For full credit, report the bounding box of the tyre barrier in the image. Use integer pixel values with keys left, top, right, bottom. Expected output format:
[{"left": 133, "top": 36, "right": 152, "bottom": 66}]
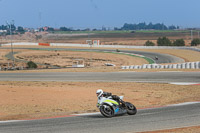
[{"left": 121, "top": 61, "right": 200, "bottom": 69}]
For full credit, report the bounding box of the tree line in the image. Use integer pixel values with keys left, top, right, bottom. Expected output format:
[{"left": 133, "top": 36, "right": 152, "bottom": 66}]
[
  {"left": 0, "top": 24, "right": 25, "bottom": 34},
  {"left": 0, "top": 22, "right": 179, "bottom": 33},
  {"left": 145, "top": 37, "right": 200, "bottom": 46},
  {"left": 120, "top": 22, "right": 179, "bottom": 30}
]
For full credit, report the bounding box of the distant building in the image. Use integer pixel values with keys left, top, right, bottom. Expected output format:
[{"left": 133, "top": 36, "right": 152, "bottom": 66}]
[{"left": 43, "top": 26, "right": 49, "bottom": 31}]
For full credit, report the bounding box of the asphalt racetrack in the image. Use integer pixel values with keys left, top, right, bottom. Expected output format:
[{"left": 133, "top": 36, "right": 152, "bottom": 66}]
[
  {"left": 1, "top": 47, "right": 185, "bottom": 64},
  {"left": 0, "top": 71, "right": 199, "bottom": 83},
  {"left": 0, "top": 48, "right": 199, "bottom": 132},
  {"left": 0, "top": 102, "right": 200, "bottom": 133}
]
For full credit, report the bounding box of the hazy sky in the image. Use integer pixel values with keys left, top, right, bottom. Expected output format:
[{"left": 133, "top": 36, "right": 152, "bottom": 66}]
[{"left": 0, "top": 0, "right": 200, "bottom": 28}]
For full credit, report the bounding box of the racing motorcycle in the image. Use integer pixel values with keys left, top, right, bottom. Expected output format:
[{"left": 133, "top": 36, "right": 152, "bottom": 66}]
[{"left": 97, "top": 96, "right": 137, "bottom": 118}]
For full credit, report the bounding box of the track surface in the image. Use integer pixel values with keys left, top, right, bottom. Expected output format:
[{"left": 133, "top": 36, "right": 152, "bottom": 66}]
[
  {"left": 0, "top": 103, "right": 200, "bottom": 133},
  {"left": 0, "top": 48, "right": 199, "bottom": 132},
  {"left": 60, "top": 48, "right": 184, "bottom": 64},
  {"left": 0, "top": 71, "right": 199, "bottom": 83},
  {"left": 39, "top": 48, "right": 185, "bottom": 64},
  {"left": 1, "top": 47, "right": 185, "bottom": 64}
]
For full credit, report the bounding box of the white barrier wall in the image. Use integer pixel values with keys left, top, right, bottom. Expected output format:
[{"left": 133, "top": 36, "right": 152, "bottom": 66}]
[
  {"left": 1, "top": 42, "right": 200, "bottom": 52},
  {"left": 121, "top": 62, "right": 200, "bottom": 69},
  {"left": 2, "top": 42, "right": 38, "bottom": 46}
]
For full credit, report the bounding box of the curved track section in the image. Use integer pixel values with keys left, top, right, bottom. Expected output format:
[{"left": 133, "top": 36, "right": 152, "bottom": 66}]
[
  {"left": 0, "top": 47, "right": 185, "bottom": 64},
  {"left": 58, "top": 48, "right": 184, "bottom": 64},
  {"left": 41, "top": 48, "right": 185, "bottom": 64},
  {"left": 90, "top": 49, "right": 184, "bottom": 64},
  {"left": 124, "top": 50, "right": 185, "bottom": 64},
  {"left": 0, "top": 103, "right": 200, "bottom": 133}
]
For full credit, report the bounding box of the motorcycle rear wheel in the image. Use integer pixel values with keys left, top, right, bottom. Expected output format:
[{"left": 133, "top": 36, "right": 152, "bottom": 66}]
[
  {"left": 125, "top": 102, "right": 137, "bottom": 115},
  {"left": 100, "top": 104, "right": 114, "bottom": 118}
]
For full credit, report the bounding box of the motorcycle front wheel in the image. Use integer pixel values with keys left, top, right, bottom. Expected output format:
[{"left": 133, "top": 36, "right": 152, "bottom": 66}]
[
  {"left": 125, "top": 102, "right": 137, "bottom": 115},
  {"left": 100, "top": 104, "right": 114, "bottom": 118}
]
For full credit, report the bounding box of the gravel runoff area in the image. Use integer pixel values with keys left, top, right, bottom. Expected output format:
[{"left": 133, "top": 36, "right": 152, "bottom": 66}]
[
  {"left": 0, "top": 48, "right": 149, "bottom": 69},
  {"left": 0, "top": 81, "right": 200, "bottom": 121},
  {"left": 0, "top": 46, "right": 200, "bottom": 72}
]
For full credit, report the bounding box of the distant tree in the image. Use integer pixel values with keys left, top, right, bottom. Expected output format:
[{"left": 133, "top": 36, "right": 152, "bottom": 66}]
[
  {"left": 153, "top": 23, "right": 168, "bottom": 30},
  {"left": 169, "top": 25, "right": 177, "bottom": 30},
  {"left": 147, "top": 22, "right": 153, "bottom": 29},
  {"left": 10, "top": 24, "right": 16, "bottom": 32},
  {"left": 39, "top": 28, "right": 44, "bottom": 32},
  {"left": 47, "top": 27, "right": 54, "bottom": 31},
  {"left": 145, "top": 40, "right": 155, "bottom": 46},
  {"left": 157, "top": 37, "right": 172, "bottom": 46},
  {"left": 17, "top": 26, "right": 25, "bottom": 34},
  {"left": 0, "top": 25, "right": 7, "bottom": 30},
  {"left": 5, "top": 24, "right": 16, "bottom": 35},
  {"left": 114, "top": 27, "right": 121, "bottom": 30},
  {"left": 60, "top": 27, "right": 72, "bottom": 31},
  {"left": 191, "top": 38, "right": 200, "bottom": 46},
  {"left": 83, "top": 28, "right": 90, "bottom": 31},
  {"left": 173, "top": 39, "right": 185, "bottom": 46},
  {"left": 102, "top": 26, "right": 107, "bottom": 31},
  {"left": 121, "top": 22, "right": 178, "bottom": 31}
]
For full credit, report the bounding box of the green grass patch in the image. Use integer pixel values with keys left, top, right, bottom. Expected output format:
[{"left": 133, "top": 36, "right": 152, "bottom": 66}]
[
  {"left": 50, "top": 30, "right": 200, "bottom": 34},
  {"left": 102, "top": 51, "right": 155, "bottom": 64},
  {"left": 134, "top": 30, "right": 191, "bottom": 33},
  {"left": 52, "top": 30, "right": 131, "bottom": 34},
  {"left": 142, "top": 57, "right": 155, "bottom": 64}
]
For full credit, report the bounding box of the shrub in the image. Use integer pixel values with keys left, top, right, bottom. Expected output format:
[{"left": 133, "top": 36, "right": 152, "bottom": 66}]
[
  {"left": 27, "top": 61, "right": 37, "bottom": 69},
  {"left": 145, "top": 40, "right": 155, "bottom": 46},
  {"left": 173, "top": 39, "right": 185, "bottom": 46},
  {"left": 116, "top": 49, "right": 120, "bottom": 52},
  {"left": 157, "top": 37, "right": 172, "bottom": 46},
  {"left": 191, "top": 38, "right": 200, "bottom": 46}
]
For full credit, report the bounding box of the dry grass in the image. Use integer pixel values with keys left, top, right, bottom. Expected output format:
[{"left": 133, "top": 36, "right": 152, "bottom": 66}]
[
  {"left": 0, "top": 81, "right": 200, "bottom": 120},
  {"left": 139, "top": 126, "right": 200, "bottom": 133},
  {"left": 15, "top": 50, "right": 148, "bottom": 68},
  {"left": 1, "top": 47, "right": 200, "bottom": 72}
]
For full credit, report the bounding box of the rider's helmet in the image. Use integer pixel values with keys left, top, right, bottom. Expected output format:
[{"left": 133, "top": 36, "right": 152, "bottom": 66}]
[{"left": 96, "top": 89, "right": 103, "bottom": 98}]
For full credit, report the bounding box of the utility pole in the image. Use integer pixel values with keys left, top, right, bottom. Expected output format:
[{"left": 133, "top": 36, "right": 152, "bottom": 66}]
[
  {"left": 39, "top": 10, "right": 42, "bottom": 31},
  {"left": 6, "top": 20, "right": 15, "bottom": 67},
  {"left": 191, "top": 30, "right": 193, "bottom": 40}
]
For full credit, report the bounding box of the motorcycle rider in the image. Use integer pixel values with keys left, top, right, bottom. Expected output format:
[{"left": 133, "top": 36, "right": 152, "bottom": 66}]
[
  {"left": 155, "top": 56, "right": 158, "bottom": 60},
  {"left": 96, "top": 89, "right": 124, "bottom": 106}
]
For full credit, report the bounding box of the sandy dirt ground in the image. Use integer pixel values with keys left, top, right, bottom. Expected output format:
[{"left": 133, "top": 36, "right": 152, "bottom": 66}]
[
  {"left": 15, "top": 50, "right": 148, "bottom": 68},
  {"left": 0, "top": 48, "right": 149, "bottom": 69},
  {"left": 0, "top": 46, "right": 200, "bottom": 70},
  {"left": 139, "top": 126, "right": 200, "bottom": 133},
  {"left": 0, "top": 81, "right": 200, "bottom": 121},
  {"left": 0, "top": 46, "right": 200, "bottom": 132}
]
